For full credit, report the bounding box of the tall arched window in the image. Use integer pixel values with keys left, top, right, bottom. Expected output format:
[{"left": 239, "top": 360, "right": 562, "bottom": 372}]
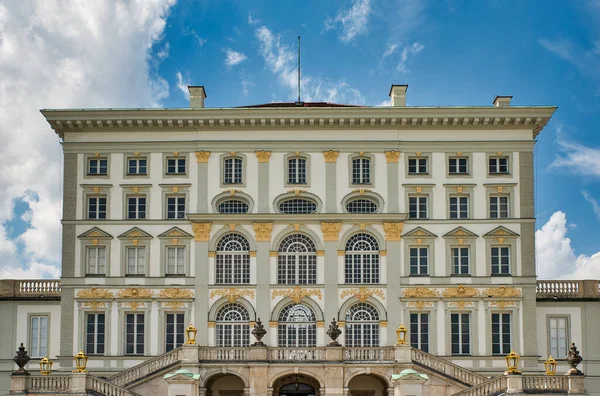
[
  {"left": 277, "top": 234, "right": 317, "bottom": 284},
  {"left": 216, "top": 233, "right": 250, "bottom": 284},
  {"left": 215, "top": 303, "right": 250, "bottom": 347},
  {"left": 345, "top": 303, "right": 380, "bottom": 347},
  {"left": 344, "top": 233, "right": 380, "bottom": 284},
  {"left": 277, "top": 304, "right": 317, "bottom": 347}
]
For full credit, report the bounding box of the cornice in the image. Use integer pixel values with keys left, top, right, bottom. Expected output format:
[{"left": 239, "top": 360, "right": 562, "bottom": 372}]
[{"left": 187, "top": 213, "right": 407, "bottom": 223}]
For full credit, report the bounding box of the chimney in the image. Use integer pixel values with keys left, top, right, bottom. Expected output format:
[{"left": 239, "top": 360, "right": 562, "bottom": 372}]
[
  {"left": 389, "top": 84, "right": 408, "bottom": 107},
  {"left": 493, "top": 95, "right": 512, "bottom": 107},
  {"left": 188, "top": 86, "right": 207, "bottom": 108}
]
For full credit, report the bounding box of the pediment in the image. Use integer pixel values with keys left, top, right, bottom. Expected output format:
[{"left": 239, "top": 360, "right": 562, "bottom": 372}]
[
  {"left": 118, "top": 227, "right": 153, "bottom": 240},
  {"left": 443, "top": 227, "right": 478, "bottom": 238},
  {"left": 483, "top": 226, "right": 519, "bottom": 238},
  {"left": 158, "top": 227, "right": 193, "bottom": 239},
  {"left": 402, "top": 227, "right": 437, "bottom": 238},
  {"left": 78, "top": 227, "right": 113, "bottom": 240}
]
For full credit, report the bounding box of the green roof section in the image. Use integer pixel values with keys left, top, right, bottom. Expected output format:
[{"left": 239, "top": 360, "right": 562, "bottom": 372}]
[{"left": 164, "top": 368, "right": 201, "bottom": 380}]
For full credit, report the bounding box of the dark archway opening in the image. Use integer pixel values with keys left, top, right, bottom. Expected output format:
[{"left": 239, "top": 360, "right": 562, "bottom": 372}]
[{"left": 273, "top": 374, "right": 320, "bottom": 396}]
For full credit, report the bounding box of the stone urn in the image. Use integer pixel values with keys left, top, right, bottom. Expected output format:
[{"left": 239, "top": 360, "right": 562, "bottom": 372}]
[
  {"left": 251, "top": 318, "right": 267, "bottom": 346},
  {"left": 566, "top": 342, "right": 583, "bottom": 375},
  {"left": 12, "top": 343, "right": 30, "bottom": 375},
  {"left": 326, "top": 318, "right": 342, "bottom": 346}
]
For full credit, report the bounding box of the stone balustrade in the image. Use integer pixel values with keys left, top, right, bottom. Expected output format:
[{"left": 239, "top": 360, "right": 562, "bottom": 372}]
[
  {"left": 536, "top": 280, "right": 600, "bottom": 299},
  {"left": 0, "top": 279, "right": 61, "bottom": 298},
  {"left": 522, "top": 375, "right": 569, "bottom": 393}
]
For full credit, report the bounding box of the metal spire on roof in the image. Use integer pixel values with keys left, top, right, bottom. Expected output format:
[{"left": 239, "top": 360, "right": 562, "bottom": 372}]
[{"left": 296, "top": 36, "right": 302, "bottom": 106}]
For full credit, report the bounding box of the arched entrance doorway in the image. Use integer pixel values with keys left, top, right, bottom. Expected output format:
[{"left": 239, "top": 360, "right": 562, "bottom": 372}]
[
  {"left": 347, "top": 374, "right": 389, "bottom": 396},
  {"left": 205, "top": 373, "right": 246, "bottom": 396},
  {"left": 273, "top": 373, "right": 321, "bottom": 396}
]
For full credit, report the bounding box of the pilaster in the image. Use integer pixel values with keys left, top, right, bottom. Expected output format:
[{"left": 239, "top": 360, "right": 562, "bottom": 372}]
[
  {"left": 256, "top": 151, "right": 271, "bottom": 213},
  {"left": 384, "top": 222, "right": 403, "bottom": 342},
  {"left": 195, "top": 151, "right": 210, "bottom": 213},
  {"left": 324, "top": 150, "right": 339, "bottom": 212},
  {"left": 254, "top": 223, "right": 273, "bottom": 324},
  {"left": 322, "top": 222, "right": 342, "bottom": 322},
  {"left": 385, "top": 151, "right": 400, "bottom": 213},
  {"left": 193, "top": 223, "right": 211, "bottom": 344},
  {"left": 59, "top": 288, "right": 75, "bottom": 369}
]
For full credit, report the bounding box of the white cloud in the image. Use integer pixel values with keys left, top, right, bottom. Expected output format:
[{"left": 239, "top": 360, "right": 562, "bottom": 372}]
[
  {"left": 0, "top": 261, "right": 60, "bottom": 280},
  {"left": 553, "top": 138, "right": 600, "bottom": 177},
  {"left": 157, "top": 42, "right": 170, "bottom": 60},
  {"left": 225, "top": 48, "right": 248, "bottom": 67},
  {"left": 248, "top": 12, "right": 259, "bottom": 25},
  {"left": 382, "top": 43, "right": 397, "bottom": 59},
  {"left": 0, "top": 1, "right": 175, "bottom": 279},
  {"left": 536, "top": 211, "right": 600, "bottom": 279},
  {"left": 582, "top": 191, "right": 600, "bottom": 221},
  {"left": 176, "top": 71, "right": 190, "bottom": 100},
  {"left": 324, "top": 0, "right": 371, "bottom": 42},
  {"left": 397, "top": 42, "right": 424, "bottom": 72}
]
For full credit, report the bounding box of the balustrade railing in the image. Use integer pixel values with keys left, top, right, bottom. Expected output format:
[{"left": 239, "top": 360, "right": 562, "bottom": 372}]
[
  {"left": 411, "top": 348, "right": 487, "bottom": 386},
  {"left": 89, "top": 376, "right": 141, "bottom": 396},
  {"left": 18, "top": 279, "right": 61, "bottom": 294},
  {"left": 451, "top": 376, "right": 506, "bottom": 396},
  {"left": 537, "top": 281, "right": 581, "bottom": 297},
  {"left": 344, "top": 347, "right": 394, "bottom": 361},
  {"left": 200, "top": 347, "right": 249, "bottom": 361},
  {"left": 30, "top": 375, "right": 71, "bottom": 391},
  {"left": 523, "top": 375, "right": 569, "bottom": 393},
  {"left": 109, "top": 347, "right": 181, "bottom": 387},
  {"left": 270, "top": 348, "right": 325, "bottom": 361}
]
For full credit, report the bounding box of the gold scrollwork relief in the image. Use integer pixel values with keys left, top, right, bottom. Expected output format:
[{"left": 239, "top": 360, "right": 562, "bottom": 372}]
[
  {"left": 255, "top": 150, "right": 271, "bottom": 163},
  {"left": 489, "top": 300, "right": 517, "bottom": 309},
  {"left": 77, "top": 288, "right": 114, "bottom": 299},
  {"left": 271, "top": 286, "right": 322, "bottom": 304},
  {"left": 192, "top": 223, "right": 212, "bottom": 242},
  {"left": 483, "top": 286, "right": 521, "bottom": 298},
  {"left": 442, "top": 285, "right": 479, "bottom": 298},
  {"left": 383, "top": 222, "right": 403, "bottom": 241},
  {"left": 210, "top": 288, "right": 255, "bottom": 303},
  {"left": 340, "top": 286, "right": 385, "bottom": 303},
  {"left": 323, "top": 150, "right": 340, "bottom": 163},
  {"left": 83, "top": 301, "right": 106, "bottom": 311},
  {"left": 253, "top": 223, "right": 273, "bottom": 242},
  {"left": 195, "top": 151, "right": 211, "bottom": 163},
  {"left": 321, "top": 222, "right": 342, "bottom": 241},
  {"left": 385, "top": 150, "right": 400, "bottom": 163},
  {"left": 158, "top": 288, "right": 194, "bottom": 299},
  {"left": 407, "top": 301, "right": 434, "bottom": 310},
  {"left": 117, "top": 288, "right": 154, "bottom": 299},
  {"left": 448, "top": 301, "right": 474, "bottom": 309},
  {"left": 402, "top": 286, "right": 439, "bottom": 298}
]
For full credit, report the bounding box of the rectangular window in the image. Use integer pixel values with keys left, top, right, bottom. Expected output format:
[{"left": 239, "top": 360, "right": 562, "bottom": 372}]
[
  {"left": 490, "top": 196, "right": 509, "bottom": 218},
  {"left": 166, "top": 157, "right": 186, "bottom": 174},
  {"left": 224, "top": 157, "right": 243, "bottom": 184},
  {"left": 86, "top": 246, "right": 106, "bottom": 275},
  {"left": 449, "top": 196, "right": 469, "bottom": 219},
  {"left": 449, "top": 157, "right": 469, "bottom": 174},
  {"left": 165, "top": 313, "right": 185, "bottom": 352},
  {"left": 491, "top": 246, "right": 510, "bottom": 275},
  {"left": 125, "top": 313, "right": 144, "bottom": 355},
  {"left": 549, "top": 317, "right": 569, "bottom": 358},
  {"left": 87, "top": 196, "right": 107, "bottom": 219},
  {"left": 452, "top": 247, "right": 470, "bottom": 275},
  {"left": 166, "top": 195, "right": 186, "bottom": 219},
  {"left": 352, "top": 157, "right": 371, "bottom": 184},
  {"left": 489, "top": 157, "right": 509, "bottom": 174},
  {"left": 410, "top": 313, "right": 429, "bottom": 352},
  {"left": 88, "top": 158, "right": 108, "bottom": 175},
  {"left": 491, "top": 313, "right": 511, "bottom": 355},
  {"left": 127, "top": 196, "right": 146, "bottom": 219},
  {"left": 126, "top": 246, "right": 146, "bottom": 275},
  {"left": 166, "top": 246, "right": 185, "bottom": 275},
  {"left": 451, "top": 313, "right": 470, "bottom": 355},
  {"left": 288, "top": 157, "right": 307, "bottom": 184},
  {"left": 409, "top": 247, "right": 429, "bottom": 275},
  {"left": 408, "top": 157, "right": 428, "bottom": 174},
  {"left": 85, "top": 313, "right": 105, "bottom": 355},
  {"left": 30, "top": 316, "right": 48, "bottom": 358},
  {"left": 127, "top": 157, "right": 147, "bottom": 175},
  {"left": 409, "top": 196, "right": 428, "bottom": 219}
]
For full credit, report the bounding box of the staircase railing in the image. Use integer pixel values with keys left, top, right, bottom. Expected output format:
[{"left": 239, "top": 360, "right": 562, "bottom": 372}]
[
  {"left": 411, "top": 348, "right": 487, "bottom": 386},
  {"left": 451, "top": 376, "right": 506, "bottom": 396},
  {"left": 29, "top": 375, "right": 71, "bottom": 391},
  {"left": 88, "top": 376, "right": 142, "bottom": 396},
  {"left": 108, "top": 347, "right": 182, "bottom": 388},
  {"left": 522, "top": 375, "right": 568, "bottom": 393}
]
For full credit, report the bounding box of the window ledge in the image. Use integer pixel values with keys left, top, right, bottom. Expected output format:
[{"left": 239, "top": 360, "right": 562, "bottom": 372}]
[{"left": 450, "top": 274, "right": 472, "bottom": 277}]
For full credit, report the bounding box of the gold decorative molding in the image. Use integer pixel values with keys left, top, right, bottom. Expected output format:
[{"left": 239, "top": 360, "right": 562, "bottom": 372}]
[
  {"left": 158, "top": 288, "right": 194, "bottom": 299},
  {"left": 497, "top": 186, "right": 504, "bottom": 193},
  {"left": 254, "top": 222, "right": 273, "bottom": 242},
  {"left": 415, "top": 152, "right": 422, "bottom": 157},
  {"left": 164, "top": 301, "right": 184, "bottom": 310},
  {"left": 172, "top": 186, "right": 179, "bottom": 193},
  {"left": 94, "top": 152, "right": 100, "bottom": 157},
  {"left": 83, "top": 301, "right": 106, "bottom": 311},
  {"left": 408, "top": 301, "right": 434, "bottom": 310},
  {"left": 337, "top": 250, "right": 345, "bottom": 256},
  {"left": 415, "top": 186, "right": 422, "bottom": 193},
  {"left": 172, "top": 152, "right": 180, "bottom": 157},
  {"left": 323, "top": 150, "right": 340, "bottom": 163},
  {"left": 165, "top": 228, "right": 187, "bottom": 238},
  {"left": 117, "top": 288, "right": 154, "bottom": 299},
  {"left": 210, "top": 288, "right": 255, "bottom": 303},
  {"left": 484, "top": 286, "right": 521, "bottom": 298},
  {"left": 133, "top": 152, "right": 140, "bottom": 157},
  {"left": 208, "top": 251, "right": 216, "bottom": 258},
  {"left": 271, "top": 286, "right": 322, "bottom": 304},
  {"left": 195, "top": 151, "right": 210, "bottom": 163},
  {"left": 455, "top": 186, "right": 463, "bottom": 193},
  {"left": 77, "top": 288, "right": 114, "bottom": 299},
  {"left": 380, "top": 250, "right": 387, "bottom": 257},
  {"left": 122, "top": 301, "right": 143, "bottom": 311},
  {"left": 132, "top": 186, "right": 140, "bottom": 194},
  {"left": 269, "top": 251, "right": 278, "bottom": 257},
  {"left": 379, "top": 321, "right": 388, "bottom": 327},
  {"left": 249, "top": 251, "right": 257, "bottom": 257},
  {"left": 92, "top": 187, "right": 101, "bottom": 194},
  {"left": 456, "top": 152, "right": 463, "bottom": 156},
  {"left": 321, "top": 222, "right": 342, "bottom": 241},
  {"left": 255, "top": 150, "right": 271, "bottom": 163},
  {"left": 287, "top": 189, "right": 307, "bottom": 196},
  {"left": 192, "top": 223, "right": 212, "bottom": 242},
  {"left": 340, "top": 287, "right": 385, "bottom": 302},
  {"left": 316, "top": 250, "right": 325, "bottom": 257},
  {"left": 269, "top": 321, "right": 277, "bottom": 327},
  {"left": 448, "top": 301, "right": 474, "bottom": 309},
  {"left": 443, "top": 285, "right": 478, "bottom": 298},
  {"left": 489, "top": 300, "right": 516, "bottom": 309},
  {"left": 383, "top": 222, "right": 403, "bottom": 241},
  {"left": 208, "top": 321, "right": 216, "bottom": 328},
  {"left": 317, "top": 321, "right": 325, "bottom": 328},
  {"left": 385, "top": 150, "right": 400, "bottom": 163},
  {"left": 402, "top": 286, "right": 439, "bottom": 298}
]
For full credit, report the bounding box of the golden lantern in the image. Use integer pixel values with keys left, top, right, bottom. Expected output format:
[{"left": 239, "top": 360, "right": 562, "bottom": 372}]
[
  {"left": 73, "top": 350, "right": 88, "bottom": 373},
  {"left": 544, "top": 355, "right": 557, "bottom": 375},
  {"left": 185, "top": 323, "right": 197, "bottom": 345},
  {"left": 395, "top": 324, "right": 408, "bottom": 346},
  {"left": 39, "top": 356, "right": 53, "bottom": 375},
  {"left": 505, "top": 349, "right": 521, "bottom": 374}
]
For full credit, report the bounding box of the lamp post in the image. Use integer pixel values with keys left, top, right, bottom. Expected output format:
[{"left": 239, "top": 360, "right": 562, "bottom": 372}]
[
  {"left": 185, "top": 324, "right": 197, "bottom": 345},
  {"left": 73, "top": 350, "right": 88, "bottom": 373},
  {"left": 395, "top": 324, "right": 408, "bottom": 346},
  {"left": 544, "top": 356, "right": 557, "bottom": 375},
  {"left": 39, "top": 356, "right": 53, "bottom": 375},
  {"left": 505, "top": 349, "right": 521, "bottom": 375}
]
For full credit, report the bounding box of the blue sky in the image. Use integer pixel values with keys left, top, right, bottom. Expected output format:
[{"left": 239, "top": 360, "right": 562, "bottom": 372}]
[{"left": 0, "top": 0, "right": 599, "bottom": 279}]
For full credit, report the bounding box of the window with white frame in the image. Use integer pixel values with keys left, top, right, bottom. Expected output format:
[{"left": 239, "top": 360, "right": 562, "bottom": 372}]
[
  {"left": 491, "top": 246, "right": 510, "bottom": 275},
  {"left": 88, "top": 157, "right": 108, "bottom": 175},
  {"left": 345, "top": 233, "right": 380, "bottom": 284},
  {"left": 216, "top": 303, "right": 250, "bottom": 347},
  {"left": 166, "top": 195, "right": 186, "bottom": 219},
  {"left": 549, "top": 316, "right": 569, "bottom": 358},
  {"left": 216, "top": 199, "right": 249, "bottom": 214},
  {"left": 165, "top": 313, "right": 185, "bottom": 352},
  {"left": 489, "top": 156, "right": 509, "bottom": 174},
  {"left": 216, "top": 233, "right": 251, "bottom": 284},
  {"left": 345, "top": 198, "right": 379, "bottom": 214},
  {"left": 277, "top": 304, "right": 317, "bottom": 347},
  {"left": 409, "top": 196, "right": 428, "bottom": 219},
  {"left": 166, "top": 246, "right": 185, "bottom": 275},
  {"left": 409, "top": 247, "right": 429, "bottom": 275},
  {"left": 85, "top": 313, "right": 105, "bottom": 355},
  {"left": 449, "top": 196, "right": 469, "bottom": 219},
  {"left": 86, "top": 246, "right": 106, "bottom": 275},
  {"left": 125, "top": 313, "right": 144, "bottom": 355},
  {"left": 126, "top": 246, "right": 146, "bottom": 275},
  {"left": 127, "top": 196, "right": 146, "bottom": 219},
  {"left": 277, "top": 234, "right": 317, "bottom": 285},
  {"left": 288, "top": 157, "right": 307, "bottom": 184},
  {"left": 352, "top": 157, "right": 371, "bottom": 185},
  {"left": 451, "top": 313, "right": 470, "bottom": 355},
  {"left": 166, "top": 157, "right": 186, "bottom": 174},
  {"left": 127, "top": 157, "right": 147, "bottom": 175},
  {"left": 491, "top": 313, "right": 511, "bottom": 355},
  {"left": 87, "top": 195, "right": 107, "bottom": 219},
  {"left": 278, "top": 198, "right": 318, "bottom": 214},
  {"left": 410, "top": 313, "right": 429, "bottom": 352},
  {"left": 30, "top": 316, "right": 48, "bottom": 358},
  {"left": 451, "top": 247, "right": 470, "bottom": 275},
  {"left": 490, "top": 196, "right": 509, "bottom": 218},
  {"left": 449, "top": 157, "right": 469, "bottom": 174},
  {"left": 408, "top": 157, "right": 428, "bottom": 174},
  {"left": 345, "top": 303, "right": 380, "bottom": 347},
  {"left": 223, "top": 157, "right": 243, "bottom": 184}
]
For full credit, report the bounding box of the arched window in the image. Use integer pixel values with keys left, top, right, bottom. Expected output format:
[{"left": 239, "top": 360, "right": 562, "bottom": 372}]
[
  {"left": 278, "top": 198, "right": 317, "bottom": 214},
  {"left": 345, "top": 198, "right": 378, "bottom": 214},
  {"left": 288, "top": 157, "right": 307, "bottom": 184},
  {"left": 215, "top": 303, "right": 250, "bottom": 347},
  {"left": 345, "top": 303, "right": 380, "bottom": 347},
  {"left": 216, "top": 233, "right": 250, "bottom": 284},
  {"left": 277, "top": 304, "right": 317, "bottom": 347},
  {"left": 345, "top": 233, "right": 380, "bottom": 284},
  {"left": 217, "top": 199, "right": 249, "bottom": 214},
  {"left": 277, "top": 234, "right": 317, "bottom": 284}
]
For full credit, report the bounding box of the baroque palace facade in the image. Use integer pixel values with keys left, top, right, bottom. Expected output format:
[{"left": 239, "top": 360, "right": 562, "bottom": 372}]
[{"left": 1, "top": 85, "right": 597, "bottom": 396}]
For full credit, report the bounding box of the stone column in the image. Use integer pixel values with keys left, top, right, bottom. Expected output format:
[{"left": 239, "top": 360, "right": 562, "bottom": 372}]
[
  {"left": 521, "top": 285, "right": 538, "bottom": 368},
  {"left": 249, "top": 366, "right": 269, "bottom": 396},
  {"left": 322, "top": 222, "right": 342, "bottom": 324},
  {"left": 195, "top": 151, "right": 210, "bottom": 213},
  {"left": 192, "top": 223, "right": 211, "bottom": 345},
  {"left": 323, "top": 150, "right": 339, "bottom": 212},
  {"left": 254, "top": 223, "right": 274, "bottom": 325},
  {"left": 385, "top": 151, "right": 400, "bottom": 213},
  {"left": 384, "top": 222, "right": 403, "bottom": 342},
  {"left": 256, "top": 151, "right": 271, "bottom": 213}
]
